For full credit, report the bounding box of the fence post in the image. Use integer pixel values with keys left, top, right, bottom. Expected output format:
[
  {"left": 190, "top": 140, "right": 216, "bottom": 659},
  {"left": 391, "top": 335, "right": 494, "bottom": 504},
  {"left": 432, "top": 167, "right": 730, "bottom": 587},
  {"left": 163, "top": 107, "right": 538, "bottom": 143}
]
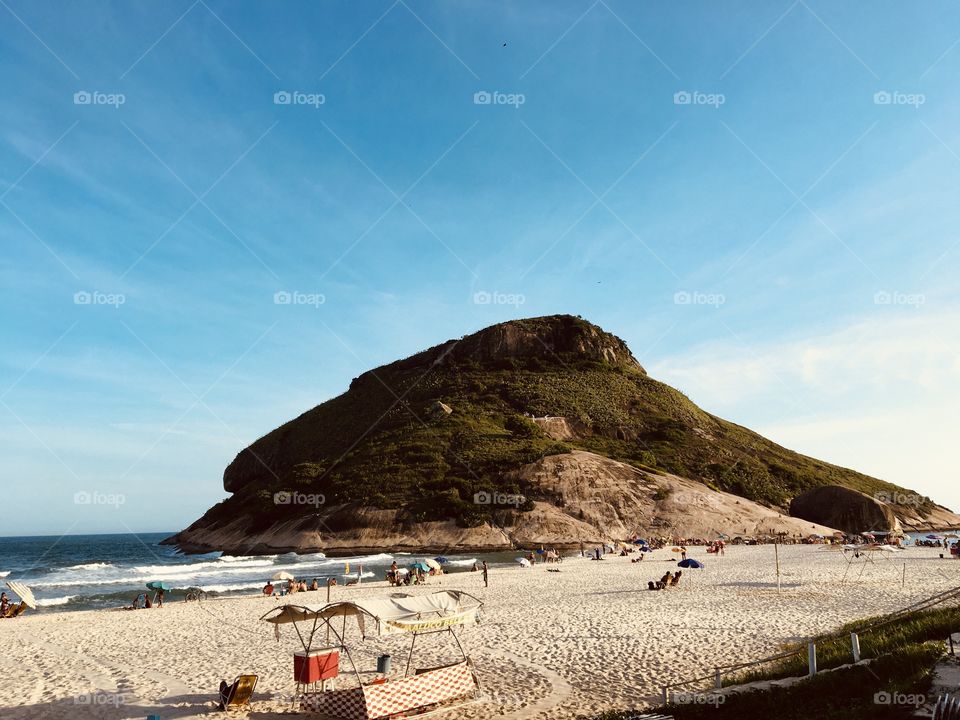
[
  {"left": 807, "top": 642, "right": 817, "bottom": 676},
  {"left": 715, "top": 668, "right": 722, "bottom": 689},
  {"left": 662, "top": 686, "right": 669, "bottom": 705},
  {"left": 851, "top": 632, "right": 860, "bottom": 662}
]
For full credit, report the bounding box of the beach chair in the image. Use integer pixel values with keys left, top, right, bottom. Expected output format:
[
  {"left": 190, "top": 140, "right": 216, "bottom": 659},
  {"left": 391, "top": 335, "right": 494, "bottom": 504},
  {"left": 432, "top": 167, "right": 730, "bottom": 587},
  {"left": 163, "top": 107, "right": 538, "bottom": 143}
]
[
  {"left": 5, "top": 602, "right": 27, "bottom": 618},
  {"left": 219, "top": 674, "right": 258, "bottom": 711}
]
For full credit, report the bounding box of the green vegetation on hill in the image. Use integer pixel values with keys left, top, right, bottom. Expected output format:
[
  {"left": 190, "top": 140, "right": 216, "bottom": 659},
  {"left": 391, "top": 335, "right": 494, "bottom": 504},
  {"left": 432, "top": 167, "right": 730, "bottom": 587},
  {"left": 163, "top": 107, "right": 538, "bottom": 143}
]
[{"left": 192, "top": 315, "right": 924, "bottom": 533}]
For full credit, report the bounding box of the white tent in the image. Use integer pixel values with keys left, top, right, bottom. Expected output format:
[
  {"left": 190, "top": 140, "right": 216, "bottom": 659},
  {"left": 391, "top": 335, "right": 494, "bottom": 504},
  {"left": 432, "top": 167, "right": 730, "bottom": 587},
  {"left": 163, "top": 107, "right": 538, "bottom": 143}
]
[
  {"left": 262, "top": 589, "right": 482, "bottom": 637},
  {"left": 6, "top": 581, "right": 36, "bottom": 609}
]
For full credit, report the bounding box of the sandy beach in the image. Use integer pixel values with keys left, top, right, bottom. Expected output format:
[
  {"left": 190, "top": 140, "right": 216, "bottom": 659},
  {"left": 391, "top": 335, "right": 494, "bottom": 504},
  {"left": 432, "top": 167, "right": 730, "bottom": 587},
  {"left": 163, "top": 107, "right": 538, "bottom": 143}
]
[{"left": 2, "top": 544, "right": 957, "bottom": 719}]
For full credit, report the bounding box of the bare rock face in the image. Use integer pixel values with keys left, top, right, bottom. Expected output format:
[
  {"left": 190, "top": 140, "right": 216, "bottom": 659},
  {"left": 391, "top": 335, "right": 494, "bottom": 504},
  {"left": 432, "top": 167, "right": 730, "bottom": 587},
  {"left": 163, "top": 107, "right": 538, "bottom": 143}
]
[
  {"left": 447, "top": 315, "right": 645, "bottom": 372},
  {"left": 789, "top": 485, "right": 900, "bottom": 533},
  {"left": 505, "top": 451, "right": 839, "bottom": 543},
  {"left": 172, "top": 451, "right": 839, "bottom": 555}
]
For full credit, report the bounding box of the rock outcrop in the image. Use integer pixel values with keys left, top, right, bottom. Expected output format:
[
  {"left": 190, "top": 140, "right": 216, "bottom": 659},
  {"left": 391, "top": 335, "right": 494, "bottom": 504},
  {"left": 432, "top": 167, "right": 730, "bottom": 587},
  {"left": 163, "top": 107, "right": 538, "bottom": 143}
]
[
  {"left": 170, "top": 451, "right": 840, "bottom": 555},
  {"left": 165, "top": 315, "right": 957, "bottom": 554},
  {"left": 789, "top": 485, "right": 901, "bottom": 533}
]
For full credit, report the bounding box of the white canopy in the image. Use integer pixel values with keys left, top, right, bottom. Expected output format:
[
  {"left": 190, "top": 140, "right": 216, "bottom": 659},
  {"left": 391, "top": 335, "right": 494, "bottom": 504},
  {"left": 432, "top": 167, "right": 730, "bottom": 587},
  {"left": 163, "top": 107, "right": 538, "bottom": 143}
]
[
  {"left": 6, "top": 581, "right": 36, "bottom": 609},
  {"left": 261, "top": 590, "right": 482, "bottom": 637}
]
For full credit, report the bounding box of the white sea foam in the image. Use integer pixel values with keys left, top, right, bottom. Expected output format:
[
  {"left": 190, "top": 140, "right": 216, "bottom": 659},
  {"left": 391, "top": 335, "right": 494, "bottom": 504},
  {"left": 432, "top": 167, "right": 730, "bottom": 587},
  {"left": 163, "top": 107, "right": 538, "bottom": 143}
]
[
  {"left": 200, "top": 581, "right": 265, "bottom": 594},
  {"left": 37, "top": 595, "right": 76, "bottom": 607},
  {"left": 66, "top": 562, "right": 113, "bottom": 571},
  {"left": 0, "top": 571, "right": 9, "bottom": 578}
]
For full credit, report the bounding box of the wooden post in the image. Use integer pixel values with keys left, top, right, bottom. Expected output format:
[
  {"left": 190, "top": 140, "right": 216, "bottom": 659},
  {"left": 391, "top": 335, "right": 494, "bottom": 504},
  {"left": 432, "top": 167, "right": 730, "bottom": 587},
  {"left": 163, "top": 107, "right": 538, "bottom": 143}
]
[
  {"left": 851, "top": 632, "right": 860, "bottom": 662},
  {"left": 714, "top": 668, "right": 722, "bottom": 689},
  {"left": 775, "top": 542, "right": 781, "bottom": 594},
  {"left": 901, "top": 562, "right": 906, "bottom": 589},
  {"left": 662, "top": 686, "right": 669, "bottom": 705},
  {"left": 807, "top": 642, "right": 817, "bottom": 676}
]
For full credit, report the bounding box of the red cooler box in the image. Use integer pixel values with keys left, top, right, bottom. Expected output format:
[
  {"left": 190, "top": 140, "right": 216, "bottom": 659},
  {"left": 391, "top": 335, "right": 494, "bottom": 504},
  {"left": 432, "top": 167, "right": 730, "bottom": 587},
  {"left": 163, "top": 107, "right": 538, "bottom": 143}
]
[{"left": 295, "top": 649, "right": 340, "bottom": 684}]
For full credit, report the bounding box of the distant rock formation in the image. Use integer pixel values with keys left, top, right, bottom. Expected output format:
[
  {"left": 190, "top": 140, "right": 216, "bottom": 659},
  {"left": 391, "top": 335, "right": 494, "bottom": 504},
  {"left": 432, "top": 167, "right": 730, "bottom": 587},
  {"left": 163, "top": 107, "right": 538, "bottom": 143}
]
[
  {"left": 789, "top": 485, "right": 901, "bottom": 533},
  {"left": 165, "top": 314, "right": 958, "bottom": 555}
]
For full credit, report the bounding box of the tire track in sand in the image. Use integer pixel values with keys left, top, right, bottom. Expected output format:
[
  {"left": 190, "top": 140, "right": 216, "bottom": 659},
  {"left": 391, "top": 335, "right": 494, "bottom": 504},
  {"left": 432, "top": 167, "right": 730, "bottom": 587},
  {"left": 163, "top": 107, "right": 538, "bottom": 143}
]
[{"left": 481, "top": 648, "right": 572, "bottom": 719}]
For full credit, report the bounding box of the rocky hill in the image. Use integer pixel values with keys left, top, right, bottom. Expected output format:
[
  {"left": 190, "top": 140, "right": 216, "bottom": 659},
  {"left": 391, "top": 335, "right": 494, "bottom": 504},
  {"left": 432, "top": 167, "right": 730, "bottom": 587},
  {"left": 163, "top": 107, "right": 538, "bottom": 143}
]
[{"left": 165, "top": 315, "right": 958, "bottom": 554}]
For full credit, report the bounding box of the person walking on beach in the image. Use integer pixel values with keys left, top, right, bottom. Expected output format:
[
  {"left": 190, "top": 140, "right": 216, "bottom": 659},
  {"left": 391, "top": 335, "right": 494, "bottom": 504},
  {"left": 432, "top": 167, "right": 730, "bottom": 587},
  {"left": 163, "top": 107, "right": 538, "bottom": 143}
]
[
  {"left": 482, "top": 561, "right": 488, "bottom": 588},
  {"left": 157, "top": 588, "right": 164, "bottom": 607}
]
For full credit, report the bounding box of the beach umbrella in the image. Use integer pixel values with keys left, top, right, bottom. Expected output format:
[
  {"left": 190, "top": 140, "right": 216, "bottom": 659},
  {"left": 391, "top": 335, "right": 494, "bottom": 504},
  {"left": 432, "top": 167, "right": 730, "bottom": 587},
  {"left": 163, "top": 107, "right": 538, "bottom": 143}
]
[
  {"left": 423, "top": 558, "right": 442, "bottom": 571},
  {"left": 632, "top": 538, "right": 648, "bottom": 545},
  {"left": 434, "top": 556, "right": 450, "bottom": 564},
  {"left": 677, "top": 559, "right": 704, "bottom": 569},
  {"left": 410, "top": 562, "right": 431, "bottom": 572},
  {"left": 6, "top": 581, "right": 37, "bottom": 609},
  {"left": 145, "top": 581, "right": 171, "bottom": 591},
  {"left": 516, "top": 558, "right": 531, "bottom": 567},
  {"left": 926, "top": 534, "right": 944, "bottom": 540},
  {"left": 271, "top": 571, "right": 295, "bottom": 581}
]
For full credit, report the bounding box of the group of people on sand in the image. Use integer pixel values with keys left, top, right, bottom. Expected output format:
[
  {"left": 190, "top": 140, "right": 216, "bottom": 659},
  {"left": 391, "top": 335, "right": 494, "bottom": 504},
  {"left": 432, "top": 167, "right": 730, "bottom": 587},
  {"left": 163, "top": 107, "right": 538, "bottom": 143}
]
[
  {"left": 706, "top": 541, "right": 726, "bottom": 555},
  {"left": 125, "top": 588, "right": 164, "bottom": 610},
  {"left": 262, "top": 578, "right": 321, "bottom": 597},
  {"left": 523, "top": 548, "right": 563, "bottom": 565},
  {"left": 648, "top": 570, "right": 682, "bottom": 590},
  {"left": 386, "top": 561, "right": 436, "bottom": 586}
]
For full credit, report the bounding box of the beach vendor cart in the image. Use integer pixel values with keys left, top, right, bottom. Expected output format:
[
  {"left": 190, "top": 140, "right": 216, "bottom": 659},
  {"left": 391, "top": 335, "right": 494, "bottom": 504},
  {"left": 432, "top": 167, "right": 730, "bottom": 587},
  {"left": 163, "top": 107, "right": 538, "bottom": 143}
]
[{"left": 260, "top": 589, "right": 483, "bottom": 718}]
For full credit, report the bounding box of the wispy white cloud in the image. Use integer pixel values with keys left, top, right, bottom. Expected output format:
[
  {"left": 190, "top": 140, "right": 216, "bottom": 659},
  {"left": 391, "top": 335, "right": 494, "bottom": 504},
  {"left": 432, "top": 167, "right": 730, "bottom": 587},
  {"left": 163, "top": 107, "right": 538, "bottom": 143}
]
[{"left": 650, "top": 306, "right": 960, "bottom": 511}]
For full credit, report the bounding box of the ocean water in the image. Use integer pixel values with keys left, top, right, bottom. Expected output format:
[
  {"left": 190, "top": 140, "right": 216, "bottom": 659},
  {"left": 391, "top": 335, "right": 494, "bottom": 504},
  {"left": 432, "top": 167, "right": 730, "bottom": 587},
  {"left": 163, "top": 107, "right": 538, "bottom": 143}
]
[{"left": 0, "top": 533, "right": 503, "bottom": 613}]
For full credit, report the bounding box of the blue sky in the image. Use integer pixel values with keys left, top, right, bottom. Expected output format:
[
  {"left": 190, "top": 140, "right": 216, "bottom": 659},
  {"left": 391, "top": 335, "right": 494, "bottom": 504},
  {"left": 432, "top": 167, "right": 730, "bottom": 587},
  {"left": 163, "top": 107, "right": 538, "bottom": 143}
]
[{"left": 2, "top": 1, "right": 959, "bottom": 536}]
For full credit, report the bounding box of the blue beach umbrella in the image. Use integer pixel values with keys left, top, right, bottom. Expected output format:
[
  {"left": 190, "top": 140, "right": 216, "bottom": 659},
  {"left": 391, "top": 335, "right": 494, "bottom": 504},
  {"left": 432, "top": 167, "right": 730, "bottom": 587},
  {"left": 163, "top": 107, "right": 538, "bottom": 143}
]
[
  {"left": 410, "top": 562, "right": 431, "bottom": 572},
  {"left": 146, "top": 581, "right": 171, "bottom": 591},
  {"left": 434, "top": 557, "right": 450, "bottom": 564},
  {"left": 677, "top": 559, "right": 704, "bottom": 569}
]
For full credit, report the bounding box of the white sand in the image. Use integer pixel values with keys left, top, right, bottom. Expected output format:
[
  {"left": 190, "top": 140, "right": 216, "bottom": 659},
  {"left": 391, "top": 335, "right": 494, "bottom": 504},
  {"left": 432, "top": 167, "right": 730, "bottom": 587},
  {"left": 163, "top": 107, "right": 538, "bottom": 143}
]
[{"left": 1, "top": 545, "right": 957, "bottom": 719}]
